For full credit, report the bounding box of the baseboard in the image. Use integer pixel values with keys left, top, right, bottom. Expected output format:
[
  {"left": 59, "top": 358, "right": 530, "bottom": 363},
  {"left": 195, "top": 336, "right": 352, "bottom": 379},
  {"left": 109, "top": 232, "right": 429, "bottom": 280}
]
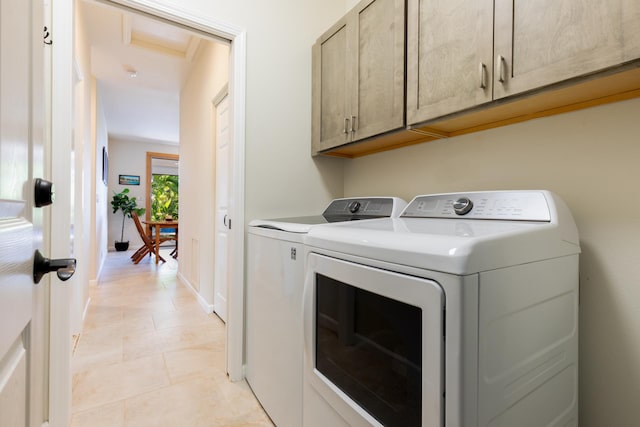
[{"left": 177, "top": 271, "right": 214, "bottom": 314}]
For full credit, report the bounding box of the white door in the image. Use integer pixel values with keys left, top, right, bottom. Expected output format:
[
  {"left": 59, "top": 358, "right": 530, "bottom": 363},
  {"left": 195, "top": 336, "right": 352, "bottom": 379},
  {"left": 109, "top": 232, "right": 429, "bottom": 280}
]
[
  {"left": 213, "top": 91, "right": 230, "bottom": 322},
  {"left": 0, "top": 0, "right": 46, "bottom": 425}
]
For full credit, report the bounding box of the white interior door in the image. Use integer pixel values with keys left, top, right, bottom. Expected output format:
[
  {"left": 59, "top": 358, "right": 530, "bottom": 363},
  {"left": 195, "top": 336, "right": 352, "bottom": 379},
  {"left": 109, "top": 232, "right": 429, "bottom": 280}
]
[
  {"left": 0, "top": 0, "right": 46, "bottom": 425},
  {"left": 213, "top": 91, "right": 230, "bottom": 322}
]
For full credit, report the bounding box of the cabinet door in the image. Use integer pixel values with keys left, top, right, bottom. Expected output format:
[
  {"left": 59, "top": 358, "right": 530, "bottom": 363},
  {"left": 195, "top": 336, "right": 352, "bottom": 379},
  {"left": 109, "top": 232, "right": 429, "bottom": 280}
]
[
  {"left": 407, "top": 0, "right": 493, "bottom": 125},
  {"left": 494, "top": 0, "right": 640, "bottom": 99},
  {"left": 349, "top": 0, "right": 406, "bottom": 142},
  {"left": 312, "top": 18, "right": 350, "bottom": 154}
]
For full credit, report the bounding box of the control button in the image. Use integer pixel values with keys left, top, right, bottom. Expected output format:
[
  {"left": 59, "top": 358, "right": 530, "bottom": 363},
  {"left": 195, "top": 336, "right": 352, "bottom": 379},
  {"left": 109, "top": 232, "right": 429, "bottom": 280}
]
[
  {"left": 453, "top": 197, "right": 473, "bottom": 215},
  {"left": 348, "top": 201, "right": 361, "bottom": 213}
]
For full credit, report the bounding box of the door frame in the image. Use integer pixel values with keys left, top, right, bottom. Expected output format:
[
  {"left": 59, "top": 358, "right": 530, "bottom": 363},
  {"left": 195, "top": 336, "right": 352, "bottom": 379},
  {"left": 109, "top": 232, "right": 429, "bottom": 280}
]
[
  {"left": 50, "top": 0, "right": 75, "bottom": 425},
  {"left": 99, "top": 0, "right": 247, "bottom": 382},
  {"left": 49, "top": 0, "right": 246, "bottom": 422}
]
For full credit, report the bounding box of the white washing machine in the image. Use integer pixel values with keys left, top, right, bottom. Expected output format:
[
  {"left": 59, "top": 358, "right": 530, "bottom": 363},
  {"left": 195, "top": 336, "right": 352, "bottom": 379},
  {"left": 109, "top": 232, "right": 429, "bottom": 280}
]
[
  {"left": 302, "top": 190, "right": 581, "bottom": 427},
  {"left": 246, "top": 197, "right": 407, "bottom": 427}
]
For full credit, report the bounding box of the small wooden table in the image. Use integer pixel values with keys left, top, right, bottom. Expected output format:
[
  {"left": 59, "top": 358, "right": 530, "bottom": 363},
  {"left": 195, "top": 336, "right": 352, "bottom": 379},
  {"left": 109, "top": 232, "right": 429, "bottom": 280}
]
[{"left": 142, "top": 220, "right": 178, "bottom": 264}]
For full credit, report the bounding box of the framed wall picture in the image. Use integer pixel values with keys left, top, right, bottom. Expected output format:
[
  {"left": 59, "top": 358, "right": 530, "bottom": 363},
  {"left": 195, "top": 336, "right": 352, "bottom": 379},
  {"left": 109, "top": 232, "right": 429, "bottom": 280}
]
[
  {"left": 102, "top": 147, "right": 108, "bottom": 185},
  {"left": 119, "top": 174, "right": 140, "bottom": 185}
]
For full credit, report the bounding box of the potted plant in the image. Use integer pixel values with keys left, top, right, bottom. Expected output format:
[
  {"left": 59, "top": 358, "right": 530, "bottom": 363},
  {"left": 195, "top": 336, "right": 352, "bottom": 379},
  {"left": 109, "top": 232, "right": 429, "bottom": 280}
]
[{"left": 111, "top": 188, "right": 145, "bottom": 251}]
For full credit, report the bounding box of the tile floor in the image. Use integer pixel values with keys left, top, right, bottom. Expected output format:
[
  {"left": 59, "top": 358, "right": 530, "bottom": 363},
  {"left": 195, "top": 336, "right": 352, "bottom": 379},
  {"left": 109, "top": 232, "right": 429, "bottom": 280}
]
[{"left": 71, "top": 248, "right": 274, "bottom": 427}]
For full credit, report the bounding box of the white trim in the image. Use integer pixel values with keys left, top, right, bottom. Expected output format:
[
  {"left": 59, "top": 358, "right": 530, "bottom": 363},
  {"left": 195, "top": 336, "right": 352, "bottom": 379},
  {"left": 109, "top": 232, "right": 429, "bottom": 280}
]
[
  {"left": 177, "top": 272, "right": 214, "bottom": 314},
  {"left": 96, "top": 1, "right": 247, "bottom": 382},
  {"left": 227, "top": 30, "right": 246, "bottom": 382},
  {"left": 96, "top": 0, "right": 234, "bottom": 44},
  {"left": 49, "top": 0, "right": 74, "bottom": 425}
]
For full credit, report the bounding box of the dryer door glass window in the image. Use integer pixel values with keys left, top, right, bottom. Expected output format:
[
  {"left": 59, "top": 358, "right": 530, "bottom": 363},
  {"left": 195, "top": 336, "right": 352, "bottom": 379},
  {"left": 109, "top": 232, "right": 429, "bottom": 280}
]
[{"left": 315, "top": 273, "right": 422, "bottom": 427}]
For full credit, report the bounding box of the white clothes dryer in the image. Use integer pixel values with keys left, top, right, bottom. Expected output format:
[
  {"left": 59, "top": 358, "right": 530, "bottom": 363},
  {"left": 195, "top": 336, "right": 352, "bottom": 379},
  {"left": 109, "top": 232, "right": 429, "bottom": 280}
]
[
  {"left": 302, "top": 190, "right": 581, "bottom": 427},
  {"left": 246, "top": 197, "right": 406, "bottom": 427}
]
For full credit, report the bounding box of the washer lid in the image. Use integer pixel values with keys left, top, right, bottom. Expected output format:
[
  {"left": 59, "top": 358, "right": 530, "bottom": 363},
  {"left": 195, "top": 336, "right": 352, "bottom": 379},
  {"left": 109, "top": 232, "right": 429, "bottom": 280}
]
[
  {"left": 249, "top": 216, "right": 328, "bottom": 233},
  {"left": 306, "top": 191, "right": 580, "bottom": 275}
]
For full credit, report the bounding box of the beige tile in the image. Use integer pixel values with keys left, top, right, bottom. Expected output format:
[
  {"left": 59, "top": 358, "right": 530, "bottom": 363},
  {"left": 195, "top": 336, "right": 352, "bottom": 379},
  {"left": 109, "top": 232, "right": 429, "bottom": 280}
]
[
  {"left": 124, "top": 377, "right": 224, "bottom": 427},
  {"left": 82, "top": 304, "right": 123, "bottom": 330},
  {"left": 72, "top": 249, "right": 271, "bottom": 426},
  {"left": 81, "top": 313, "right": 156, "bottom": 341},
  {"left": 123, "top": 321, "right": 223, "bottom": 361},
  {"left": 72, "top": 328, "right": 123, "bottom": 373},
  {"left": 163, "top": 343, "right": 224, "bottom": 383},
  {"left": 162, "top": 321, "right": 225, "bottom": 351},
  {"left": 121, "top": 329, "right": 167, "bottom": 361},
  {"left": 72, "top": 355, "right": 170, "bottom": 413},
  {"left": 121, "top": 300, "right": 177, "bottom": 320},
  {"left": 196, "top": 376, "right": 275, "bottom": 427},
  {"left": 71, "top": 401, "right": 125, "bottom": 427},
  {"left": 152, "top": 306, "right": 212, "bottom": 330},
  {"left": 172, "top": 293, "right": 204, "bottom": 310}
]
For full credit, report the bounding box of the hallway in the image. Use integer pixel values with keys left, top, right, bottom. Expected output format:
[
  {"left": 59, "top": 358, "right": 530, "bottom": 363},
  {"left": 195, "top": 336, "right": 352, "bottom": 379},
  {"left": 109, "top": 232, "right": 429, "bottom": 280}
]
[{"left": 71, "top": 249, "right": 273, "bottom": 426}]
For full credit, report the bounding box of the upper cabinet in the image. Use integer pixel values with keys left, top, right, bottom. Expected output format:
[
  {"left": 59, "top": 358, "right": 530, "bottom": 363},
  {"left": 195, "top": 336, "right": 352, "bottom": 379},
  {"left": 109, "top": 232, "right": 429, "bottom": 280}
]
[
  {"left": 408, "top": 0, "right": 640, "bottom": 126},
  {"left": 312, "top": 0, "right": 406, "bottom": 155},
  {"left": 406, "top": 0, "right": 494, "bottom": 124},
  {"left": 493, "top": 0, "right": 640, "bottom": 99},
  {"left": 314, "top": 0, "right": 640, "bottom": 157}
]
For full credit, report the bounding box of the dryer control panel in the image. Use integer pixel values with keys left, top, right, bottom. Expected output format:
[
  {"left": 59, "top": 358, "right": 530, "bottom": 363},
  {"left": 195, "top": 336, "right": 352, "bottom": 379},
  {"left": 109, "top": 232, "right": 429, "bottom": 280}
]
[
  {"left": 323, "top": 197, "right": 405, "bottom": 221},
  {"left": 401, "top": 191, "right": 551, "bottom": 221}
]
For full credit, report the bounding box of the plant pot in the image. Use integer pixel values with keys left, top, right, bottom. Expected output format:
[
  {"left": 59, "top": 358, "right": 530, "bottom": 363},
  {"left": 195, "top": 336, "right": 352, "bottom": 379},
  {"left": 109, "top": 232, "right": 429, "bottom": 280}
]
[{"left": 115, "top": 241, "right": 129, "bottom": 251}]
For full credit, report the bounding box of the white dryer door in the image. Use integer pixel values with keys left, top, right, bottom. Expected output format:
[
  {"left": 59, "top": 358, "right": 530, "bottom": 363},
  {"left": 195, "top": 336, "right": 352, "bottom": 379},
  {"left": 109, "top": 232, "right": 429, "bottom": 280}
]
[{"left": 303, "top": 252, "right": 444, "bottom": 427}]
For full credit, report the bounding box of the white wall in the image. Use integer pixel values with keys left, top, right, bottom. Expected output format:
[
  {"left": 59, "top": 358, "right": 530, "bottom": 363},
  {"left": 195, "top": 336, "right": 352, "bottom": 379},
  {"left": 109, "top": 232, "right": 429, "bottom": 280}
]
[
  {"left": 93, "top": 89, "right": 109, "bottom": 275},
  {"left": 107, "top": 137, "right": 178, "bottom": 250},
  {"left": 342, "top": 97, "right": 640, "bottom": 426},
  {"left": 179, "top": 40, "right": 228, "bottom": 298},
  {"left": 149, "top": 0, "right": 347, "bottom": 224}
]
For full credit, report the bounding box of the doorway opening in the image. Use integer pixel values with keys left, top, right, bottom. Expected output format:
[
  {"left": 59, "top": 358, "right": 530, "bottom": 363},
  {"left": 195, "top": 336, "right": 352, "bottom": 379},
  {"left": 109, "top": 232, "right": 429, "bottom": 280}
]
[{"left": 88, "top": 0, "right": 246, "bottom": 381}]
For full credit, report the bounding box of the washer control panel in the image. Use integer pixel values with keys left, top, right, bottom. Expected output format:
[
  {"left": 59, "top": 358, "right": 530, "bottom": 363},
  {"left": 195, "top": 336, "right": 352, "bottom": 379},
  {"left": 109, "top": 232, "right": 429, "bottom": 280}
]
[
  {"left": 323, "top": 197, "right": 402, "bottom": 221},
  {"left": 401, "top": 191, "right": 551, "bottom": 221}
]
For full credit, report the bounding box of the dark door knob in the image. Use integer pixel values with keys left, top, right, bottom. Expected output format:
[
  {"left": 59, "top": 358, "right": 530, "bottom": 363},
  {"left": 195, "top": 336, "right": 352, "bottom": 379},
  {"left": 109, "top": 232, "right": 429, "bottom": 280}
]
[
  {"left": 34, "top": 178, "right": 55, "bottom": 207},
  {"left": 33, "top": 249, "right": 76, "bottom": 284}
]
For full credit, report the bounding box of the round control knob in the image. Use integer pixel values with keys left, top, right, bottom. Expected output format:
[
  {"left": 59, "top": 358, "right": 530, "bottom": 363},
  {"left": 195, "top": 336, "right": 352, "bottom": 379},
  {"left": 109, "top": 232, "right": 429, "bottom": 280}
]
[
  {"left": 453, "top": 197, "right": 473, "bottom": 215},
  {"left": 348, "top": 201, "right": 361, "bottom": 213}
]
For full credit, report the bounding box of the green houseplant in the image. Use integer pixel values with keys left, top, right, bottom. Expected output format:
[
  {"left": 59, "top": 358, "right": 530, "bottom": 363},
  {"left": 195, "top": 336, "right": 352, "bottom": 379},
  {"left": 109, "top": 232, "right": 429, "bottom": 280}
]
[{"left": 111, "top": 188, "right": 145, "bottom": 251}]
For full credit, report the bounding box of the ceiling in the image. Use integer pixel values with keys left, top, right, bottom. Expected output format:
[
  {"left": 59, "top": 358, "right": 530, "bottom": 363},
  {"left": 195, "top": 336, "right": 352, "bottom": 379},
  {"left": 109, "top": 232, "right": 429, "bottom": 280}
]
[{"left": 81, "top": 1, "right": 207, "bottom": 145}]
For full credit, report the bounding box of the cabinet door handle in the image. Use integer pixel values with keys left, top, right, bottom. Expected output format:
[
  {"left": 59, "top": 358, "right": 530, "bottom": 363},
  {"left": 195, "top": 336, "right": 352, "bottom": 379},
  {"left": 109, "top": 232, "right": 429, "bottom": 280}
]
[
  {"left": 497, "top": 55, "right": 506, "bottom": 83},
  {"left": 479, "top": 62, "right": 487, "bottom": 89},
  {"left": 343, "top": 117, "right": 350, "bottom": 134},
  {"left": 350, "top": 115, "right": 357, "bottom": 133}
]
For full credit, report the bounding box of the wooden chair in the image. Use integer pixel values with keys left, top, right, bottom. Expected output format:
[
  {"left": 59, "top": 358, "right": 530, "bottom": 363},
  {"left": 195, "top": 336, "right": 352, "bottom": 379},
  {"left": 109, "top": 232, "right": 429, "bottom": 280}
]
[{"left": 130, "top": 212, "right": 173, "bottom": 264}]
